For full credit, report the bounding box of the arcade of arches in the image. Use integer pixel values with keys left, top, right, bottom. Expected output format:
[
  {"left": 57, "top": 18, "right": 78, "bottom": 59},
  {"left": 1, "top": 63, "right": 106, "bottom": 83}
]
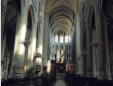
[{"left": 1, "top": 0, "right": 113, "bottom": 86}]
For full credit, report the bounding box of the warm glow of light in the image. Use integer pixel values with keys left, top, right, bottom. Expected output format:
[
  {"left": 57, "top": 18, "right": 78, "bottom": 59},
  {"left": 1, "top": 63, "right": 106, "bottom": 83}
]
[
  {"left": 36, "top": 58, "right": 42, "bottom": 65},
  {"left": 38, "top": 45, "right": 42, "bottom": 55},
  {"left": 19, "top": 44, "right": 25, "bottom": 55},
  {"left": 56, "top": 58, "right": 60, "bottom": 63},
  {"left": 32, "top": 38, "right": 36, "bottom": 53},
  {"left": 61, "top": 58, "right": 64, "bottom": 63},
  {"left": 24, "top": 65, "right": 27, "bottom": 72},
  {"left": 69, "top": 35, "right": 71, "bottom": 42},
  {"left": 46, "top": 60, "right": 51, "bottom": 74},
  {"left": 30, "top": 38, "right": 36, "bottom": 60},
  {"left": 66, "top": 62, "right": 69, "bottom": 72},
  {"left": 40, "top": 12, "right": 42, "bottom": 16},
  {"left": 57, "top": 50, "right": 60, "bottom": 59},
  {"left": 55, "top": 35, "right": 58, "bottom": 42},
  {"left": 60, "top": 36, "right": 63, "bottom": 43},
  {"left": 61, "top": 50, "right": 64, "bottom": 54},
  {"left": 19, "top": 24, "right": 27, "bottom": 55},
  {"left": 65, "top": 35, "right": 69, "bottom": 43},
  {"left": 20, "top": 24, "right": 27, "bottom": 42}
]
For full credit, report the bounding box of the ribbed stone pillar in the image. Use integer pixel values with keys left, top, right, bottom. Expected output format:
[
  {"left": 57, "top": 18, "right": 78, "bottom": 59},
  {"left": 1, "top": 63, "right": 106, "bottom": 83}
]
[
  {"left": 85, "top": 17, "right": 92, "bottom": 77},
  {"left": 103, "top": 19, "right": 111, "bottom": 80},
  {"left": 1, "top": 0, "right": 8, "bottom": 39},
  {"left": 10, "top": 13, "right": 27, "bottom": 77},
  {"left": 92, "top": 30, "right": 97, "bottom": 78},
  {"left": 1, "top": 0, "right": 8, "bottom": 60},
  {"left": 75, "top": 16, "right": 83, "bottom": 75},
  {"left": 42, "top": 14, "right": 49, "bottom": 67},
  {"left": 94, "top": 0, "right": 105, "bottom": 79}
]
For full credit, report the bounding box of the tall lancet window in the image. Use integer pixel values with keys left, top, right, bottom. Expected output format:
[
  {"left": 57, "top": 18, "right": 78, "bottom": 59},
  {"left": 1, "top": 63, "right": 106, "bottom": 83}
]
[
  {"left": 60, "top": 33, "right": 63, "bottom": 43},
  {"left": 69, "top": 35, "right": 71, "bottom": 42},
  {"left": 65, "top": 35, "right": 69, "bottom": 43},
  {"left": 55, "top": 34, "right": 58, "bottom": 42}
]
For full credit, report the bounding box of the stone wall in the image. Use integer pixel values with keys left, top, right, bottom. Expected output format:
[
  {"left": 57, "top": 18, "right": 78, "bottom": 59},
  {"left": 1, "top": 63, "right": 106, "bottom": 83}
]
[
  {"left": 1, "top": 0, "right": 45, "bottom": 78},
  {"left": 79, "top": 0, "right": 112, "bottom": 80}
]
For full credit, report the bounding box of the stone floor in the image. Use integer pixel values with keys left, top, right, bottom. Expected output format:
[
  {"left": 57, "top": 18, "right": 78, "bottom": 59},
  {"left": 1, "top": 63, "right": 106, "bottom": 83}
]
[
  {"left": 1, "top": 74, "right": 113, "bottom": 86},
  {"left": 54, "top": 80, "right": 67, "bottom": 86}
]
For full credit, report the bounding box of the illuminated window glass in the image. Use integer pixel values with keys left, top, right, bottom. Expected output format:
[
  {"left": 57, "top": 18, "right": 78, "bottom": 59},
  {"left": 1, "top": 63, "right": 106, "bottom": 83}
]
[
  {"left": 55, "top": 35, "right": 58, "bottom": 42},
  {"left": 69, "top": 35, "right": 71, "bottom": 42},
  {"left": 65, "top": 35, "right": 68, "bottom": 43},
  {"left": 60, "top": 36, "right": 63, "bottom": 43}
]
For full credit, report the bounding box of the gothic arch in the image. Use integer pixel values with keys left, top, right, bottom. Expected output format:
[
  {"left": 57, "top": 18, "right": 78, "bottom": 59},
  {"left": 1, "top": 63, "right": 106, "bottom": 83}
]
[{"left": 49, "top": 5, "right": 75, "bottom": 35}]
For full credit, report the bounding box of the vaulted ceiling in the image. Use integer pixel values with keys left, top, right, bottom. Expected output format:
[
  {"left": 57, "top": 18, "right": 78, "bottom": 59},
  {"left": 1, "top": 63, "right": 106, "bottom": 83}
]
[
  {"left": 45, "top": 0, "right": 78, "bottom": 35},
  {"left": 45, "top": 0, "right": 77, "bottom": 14}
]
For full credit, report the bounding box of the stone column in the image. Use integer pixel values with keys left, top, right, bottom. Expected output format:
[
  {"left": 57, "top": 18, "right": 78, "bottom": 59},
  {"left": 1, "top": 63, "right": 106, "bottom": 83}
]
[
  {"left": 70, "top": 45, "right": 72, "bottom": 60},
  {"left": 1, "top": 29, "right": 7, "bottom": 60},
  {"left": 54, "top": 45, "right": 56, "bottom": 60},
  {"left": 58, "top": 33, "right": 60, "bottom": 43},
  {"left": 75, "top": 16, "right": 83, "bottom": 75},
  {"left": 9, "top": 15, "right": 21, "bottom": 77},
  {"left": 85, "top": 11, "right": 92, "bottom": 77},
  {"left": 103, "top": 20, "right": 111, "bottom": 80},
  {"left": 1, "top": 0, "right": 8, "bottom": 39},
  {"left": 42, "top": 14, "right": 49, "bottom": 67},
  {"left": 1, "top": 0, "right": 8, "bottom": 60},
  {"left": 26, "top": 22, "right": 37, "bottom": 69},
  {"left": 68, "top": 45, "right": 69, "bottom": 60},
  {"left": 10, "top": 16, "right": 24, "bottom": 77},
  {"left": 63, "top": 33, "right": 65, "bottom": 43},
  {"left": 92, "top": 30, "right": 97, "bottom": 78},
  {"left": 68, "top": 45, "right": 70, "bottom": 60},
  {"left": 94, "top": 0, "right": 105, "bottom": 79},
  {"left": 23, "top": 43, "right": 30, "bottom": 71},
  {"left": 66, "top": 45, "right": 68, "bottom": 60},
  {"left": 10, "top": 4, "right": 28, "bottom": 77},
  {"left": 52, "top": 45, "right": 54, "bottom": 60},
  {"left": 1, "top": 30, "right": 7, "bottom": 76},
  {"left": 52, "top": 45, "right": 53, "bottom": 60}
]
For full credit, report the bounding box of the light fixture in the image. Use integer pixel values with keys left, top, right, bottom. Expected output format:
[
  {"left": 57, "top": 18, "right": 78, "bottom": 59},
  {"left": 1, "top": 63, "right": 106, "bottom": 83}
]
[
  {"left": 46, "top": 60, "right": 51, "bottom": 74},
  {"left": 24, "top": 65, "right": 27, "bottom": 72},
  {"left": 37, "top": 45, "right": 42, "bottom": 55},
  {"left": 56, "top": 58, "right": 60, "bottom": 63},
  {"left": 60, "top": 58, "right": 64, "bottom": 63},
  {"left": 36, "top": 58, "right": 42, "bottom": 64},
  {"left": 33, "top": 51, "right": 42, "bottom": 64}
]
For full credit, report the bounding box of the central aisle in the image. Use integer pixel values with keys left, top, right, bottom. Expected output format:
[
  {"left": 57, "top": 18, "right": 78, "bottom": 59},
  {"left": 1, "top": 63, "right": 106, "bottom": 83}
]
[{"left": 54, "top": 80, "right": 67, "bottom": 86}]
